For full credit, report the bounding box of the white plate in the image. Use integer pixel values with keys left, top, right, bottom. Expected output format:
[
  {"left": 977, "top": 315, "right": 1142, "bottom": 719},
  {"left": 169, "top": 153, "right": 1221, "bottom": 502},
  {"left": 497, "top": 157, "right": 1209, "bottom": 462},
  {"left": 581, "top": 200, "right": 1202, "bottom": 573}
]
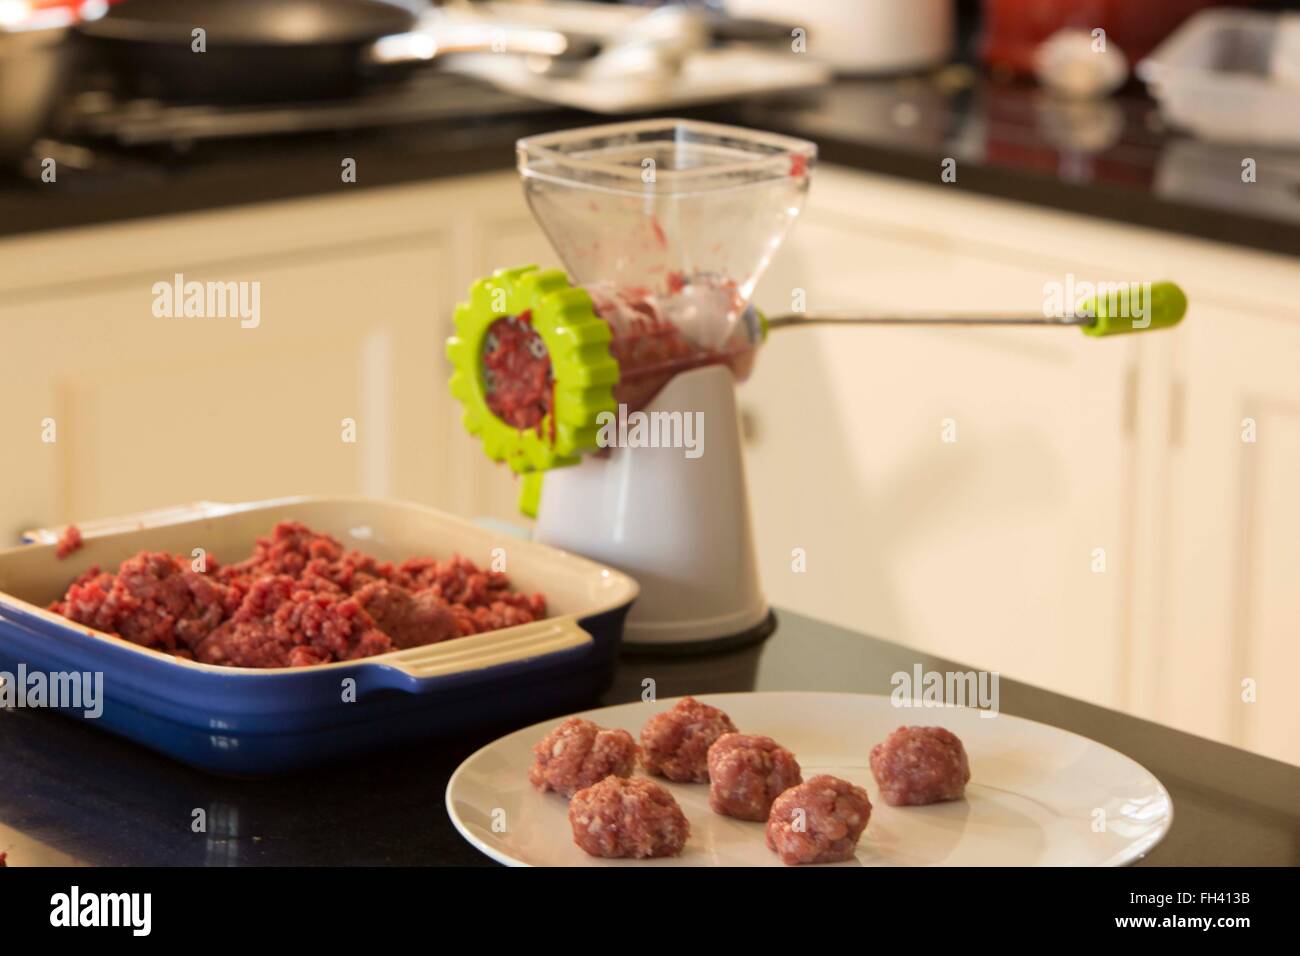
[{"left": 446, "top": 692, "right": 1173, "bottom": 867}]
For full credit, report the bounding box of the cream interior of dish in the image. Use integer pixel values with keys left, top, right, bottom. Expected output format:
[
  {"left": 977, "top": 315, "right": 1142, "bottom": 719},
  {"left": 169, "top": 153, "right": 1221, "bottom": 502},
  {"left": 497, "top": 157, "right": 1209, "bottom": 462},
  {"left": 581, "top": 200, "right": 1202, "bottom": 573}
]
[{"left": 0, "top": 498, "right": 634, "bottom": 621}]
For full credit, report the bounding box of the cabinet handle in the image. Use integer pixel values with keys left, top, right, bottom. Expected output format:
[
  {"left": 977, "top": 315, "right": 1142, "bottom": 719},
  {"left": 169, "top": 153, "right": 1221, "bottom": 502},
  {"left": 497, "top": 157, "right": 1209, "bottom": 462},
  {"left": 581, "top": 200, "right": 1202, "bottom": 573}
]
[
  {"left": 740, "top": 407, "right": 760, "bottom": 445},
  {"left": 1169, "top": 379, "right": 1186, "bottom": 448},
  {"left": 1122, "top": 364, "right": 1138, "bottom": 437}
]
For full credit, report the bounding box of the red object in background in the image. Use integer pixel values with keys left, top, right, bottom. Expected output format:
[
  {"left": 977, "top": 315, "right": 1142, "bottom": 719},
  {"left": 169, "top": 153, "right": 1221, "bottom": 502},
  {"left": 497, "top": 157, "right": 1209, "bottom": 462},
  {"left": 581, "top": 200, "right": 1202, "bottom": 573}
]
[
  {"left": 26, "top": 0, "right": 115, "bottom": 12},
  {"left": 16, "top": 0, "right": 125, "bottom": 28},
  {"left": 981, "top": 0, "right": 1247, "bottom": 73}
]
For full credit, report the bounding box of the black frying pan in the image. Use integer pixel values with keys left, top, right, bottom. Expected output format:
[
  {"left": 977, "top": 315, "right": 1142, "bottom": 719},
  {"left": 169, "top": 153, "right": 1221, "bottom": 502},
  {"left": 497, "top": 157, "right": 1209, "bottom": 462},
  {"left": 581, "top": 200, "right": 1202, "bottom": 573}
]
[{"left": 76, "top": 0, "right": 574, "bottom": 104}]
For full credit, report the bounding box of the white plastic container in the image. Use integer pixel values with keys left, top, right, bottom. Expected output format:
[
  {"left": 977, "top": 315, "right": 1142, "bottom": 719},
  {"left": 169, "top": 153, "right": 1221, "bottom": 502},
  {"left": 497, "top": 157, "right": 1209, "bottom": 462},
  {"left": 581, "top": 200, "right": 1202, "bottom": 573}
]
[
  {"left": 1139, "top": 9, "right": 1300, "bottom": 146},
  {"left": 724, "top": 0, "right": 953, "bottom": 75}
]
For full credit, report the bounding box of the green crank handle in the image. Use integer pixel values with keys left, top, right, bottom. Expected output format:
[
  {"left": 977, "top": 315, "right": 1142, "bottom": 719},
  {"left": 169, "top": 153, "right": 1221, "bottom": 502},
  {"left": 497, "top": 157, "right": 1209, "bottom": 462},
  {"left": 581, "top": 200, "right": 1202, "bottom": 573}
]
[
  {"left": 518, "top": 471, "right": 544, "bottom": 519},
  {"left": 762, "top": 281, "right": 1189, "bottom": 335},
  {"left": 1080, "top": 281, "right": 1187, "bottom": 337}
]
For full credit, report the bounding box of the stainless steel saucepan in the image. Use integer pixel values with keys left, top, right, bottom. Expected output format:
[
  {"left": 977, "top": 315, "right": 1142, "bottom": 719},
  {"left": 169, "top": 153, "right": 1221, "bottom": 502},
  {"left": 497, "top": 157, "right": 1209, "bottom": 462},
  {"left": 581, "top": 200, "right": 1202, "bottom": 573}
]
[{"left": 0, "top": 3, "right": 80, "bottom": 168}]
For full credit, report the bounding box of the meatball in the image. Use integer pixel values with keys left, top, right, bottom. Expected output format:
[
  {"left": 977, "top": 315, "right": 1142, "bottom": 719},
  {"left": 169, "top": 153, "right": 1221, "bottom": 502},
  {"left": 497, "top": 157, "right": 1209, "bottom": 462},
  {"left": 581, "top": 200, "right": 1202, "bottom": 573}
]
[
  {"left": 528, "top": 717, "right": 639, "bottom": 798},
  {"left": 707, "top": 733, "right": 803, "bottom": 821},
  {"left": 869, "top": 726, "right": 971, "bottom": 806},
  {"left": 765, "top": 775, "right": 872, "bottom": 866},
  {"left": 569, "top": 776, "right": 689, "bottom": 859},
  {"left": 640, "top": 696, "right": 738, "bottom": 783}
]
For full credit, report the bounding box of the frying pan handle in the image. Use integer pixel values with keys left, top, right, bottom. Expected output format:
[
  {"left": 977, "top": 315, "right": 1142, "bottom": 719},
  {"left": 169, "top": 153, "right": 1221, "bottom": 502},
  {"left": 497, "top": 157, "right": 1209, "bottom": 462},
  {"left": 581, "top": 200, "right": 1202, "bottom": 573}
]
[
  {"left": 367, "top": 24, "right": 578, "bottom": 66},
  {"left": 366, "top": 616, "right": 594, "bottom": 688}
]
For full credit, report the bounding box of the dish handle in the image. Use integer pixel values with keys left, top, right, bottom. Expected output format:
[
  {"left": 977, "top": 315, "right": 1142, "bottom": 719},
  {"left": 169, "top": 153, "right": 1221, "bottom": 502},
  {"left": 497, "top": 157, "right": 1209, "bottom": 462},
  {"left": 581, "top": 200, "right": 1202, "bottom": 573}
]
[
  {"left": 21, "top": 501, "right": 236, "bottom": 545},
  {"left": 361, "top": 616, "right": 595, "bottom": 689}
]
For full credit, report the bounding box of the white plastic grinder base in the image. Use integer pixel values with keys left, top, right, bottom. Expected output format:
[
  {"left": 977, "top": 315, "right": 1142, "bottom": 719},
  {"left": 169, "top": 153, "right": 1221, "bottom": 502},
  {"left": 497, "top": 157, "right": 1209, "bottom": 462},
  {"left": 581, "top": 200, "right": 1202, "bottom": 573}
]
[{"left": 533, "top": 364, "right": 771, "bottom": 650}]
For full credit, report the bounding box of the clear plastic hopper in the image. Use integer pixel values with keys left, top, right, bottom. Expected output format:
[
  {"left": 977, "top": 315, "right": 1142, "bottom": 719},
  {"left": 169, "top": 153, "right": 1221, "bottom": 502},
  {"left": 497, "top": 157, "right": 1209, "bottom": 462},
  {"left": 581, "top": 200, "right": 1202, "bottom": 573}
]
[{"left": 517, "top": 119, "right": 816, "bottom": 410}]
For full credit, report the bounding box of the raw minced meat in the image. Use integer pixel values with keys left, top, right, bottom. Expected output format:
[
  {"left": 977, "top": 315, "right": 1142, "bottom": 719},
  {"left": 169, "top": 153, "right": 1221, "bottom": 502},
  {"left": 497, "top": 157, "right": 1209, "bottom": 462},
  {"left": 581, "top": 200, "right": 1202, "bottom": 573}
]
[
  {"left": 47, "top": 521, "right": 546, "bottom": 669},
  {"left": 350, "top": 580, "right": 458, "bottom": 649},
  {"left": 869, "top": 726, "right": 971, "bottom": 806},
  {"left": 765, "top": 775, "right": 873, "bottom": 866},
  {"left": 477, "top": 277, "right": 759, "bottom": 440},
  {"left": 528, "top": 717, "right": 639, "bottom": 798},
  {"left": 191, "top": 575, "right": 394, "bottom": 669},
  {"left": 639, "top": 696, "right": 738, "bottom": 783},
  {"left": 569, "top": 776, "right": 689, "bottom": 859},
  {"left": 54, "top": 551, "right": 238, "bottom": 654},
  {"left": 55, "top": 525, "right": 83, "bottom": 559},
  {"left": 482, "top": 312, "right": 553, "bottom": 432},
  {"left": 589, "top": 276, "right": 758, "bottom": 412},
  {"left": 707, "top": 733, "right": 802, "bottom": 821},
  {"left": 396, "top": 553, "right": 544, "bottom": 637}
]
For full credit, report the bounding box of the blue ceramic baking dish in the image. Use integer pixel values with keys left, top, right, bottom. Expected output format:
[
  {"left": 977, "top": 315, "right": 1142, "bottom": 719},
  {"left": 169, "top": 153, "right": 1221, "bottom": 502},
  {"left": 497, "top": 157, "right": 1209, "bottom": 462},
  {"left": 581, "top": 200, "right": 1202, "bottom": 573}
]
[{"left": 0, "top": 497, "right": 637, "bottom": 775}]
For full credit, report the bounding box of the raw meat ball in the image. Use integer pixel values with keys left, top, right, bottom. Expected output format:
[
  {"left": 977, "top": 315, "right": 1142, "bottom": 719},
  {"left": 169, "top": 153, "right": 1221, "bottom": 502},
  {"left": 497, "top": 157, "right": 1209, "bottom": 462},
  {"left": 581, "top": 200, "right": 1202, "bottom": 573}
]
[
  {"left": 765, "top": 775, "right": 873, "bottom": 866},
  {"left": 528, "top": 717, "right": 639, "bottom": 798},
  {"left": 707, "top": 733, "right": 802, "bottom": 821},
  {"left": 869, "top": 726, "right": 971, "bottom": 806},
  {"left": 569, "top": 776, "right": 689, "bottom": 859},
  {"left": 640, "top": 696, "right": 738, "bottom": 783}
]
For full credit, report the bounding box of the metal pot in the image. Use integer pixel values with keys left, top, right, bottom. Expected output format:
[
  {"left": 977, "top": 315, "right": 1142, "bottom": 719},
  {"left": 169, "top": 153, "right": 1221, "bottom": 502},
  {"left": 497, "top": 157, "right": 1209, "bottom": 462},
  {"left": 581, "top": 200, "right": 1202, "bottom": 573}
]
[
  {"left": 724, "top": 0, "right": 955, "bottom": 74},
  {"left": 0, "top": 19, "right": 72, "bottom": 167},
  {"left": 75, "top": 0, "right": 586, "bottom": 105}
]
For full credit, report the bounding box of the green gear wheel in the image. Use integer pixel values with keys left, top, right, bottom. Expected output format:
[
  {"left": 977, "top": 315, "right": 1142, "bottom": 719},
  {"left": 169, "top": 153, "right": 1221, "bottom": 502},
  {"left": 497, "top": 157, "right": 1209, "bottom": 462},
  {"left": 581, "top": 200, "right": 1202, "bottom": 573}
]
[{"left": 447, "top": 265, "right": 619, "bottom": 478}]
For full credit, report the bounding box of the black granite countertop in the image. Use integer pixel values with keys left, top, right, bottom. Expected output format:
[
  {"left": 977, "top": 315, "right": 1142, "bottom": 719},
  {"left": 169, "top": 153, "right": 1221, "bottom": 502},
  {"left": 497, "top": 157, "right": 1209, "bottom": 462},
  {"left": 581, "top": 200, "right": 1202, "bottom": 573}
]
[
  {"left": 1, "top": 609, "right": 1295, "bottom": 867},
  {"left": 742, "top": 73, "right": 1300, "bottom": 258},
  {"left": 3, "top": 71, "right": 1299, "bottom": 258}
]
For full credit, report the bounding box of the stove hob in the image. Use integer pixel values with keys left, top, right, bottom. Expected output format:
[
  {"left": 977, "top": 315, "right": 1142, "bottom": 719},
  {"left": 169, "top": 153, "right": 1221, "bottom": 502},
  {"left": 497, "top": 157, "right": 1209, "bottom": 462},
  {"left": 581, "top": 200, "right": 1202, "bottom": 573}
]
[{"left": 60, "top": 70, "right": 554, "bottom": 148}]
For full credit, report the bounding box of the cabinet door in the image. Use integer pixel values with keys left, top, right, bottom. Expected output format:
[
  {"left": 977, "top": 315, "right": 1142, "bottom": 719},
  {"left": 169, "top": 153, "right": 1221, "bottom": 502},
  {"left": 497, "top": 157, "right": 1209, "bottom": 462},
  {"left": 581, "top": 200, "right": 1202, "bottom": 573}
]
[
  {"left": 1156, "top": 301, "right": 1300, "bottom": 765},
  {"left": 0, "top": 170, "right": 559, "bottom": 541},
  {"left": 744, "top": 198, "right": 1134, "bottom": 710},
  {"left": 0, "top": 236, "right": 451, "bottom": 538}
]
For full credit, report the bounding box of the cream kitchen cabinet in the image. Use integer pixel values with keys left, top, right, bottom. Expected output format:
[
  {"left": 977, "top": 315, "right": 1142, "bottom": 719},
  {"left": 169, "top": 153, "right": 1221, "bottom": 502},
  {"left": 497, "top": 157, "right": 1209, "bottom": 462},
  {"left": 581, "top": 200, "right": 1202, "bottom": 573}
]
[
  {"left": 1148, "top": 293, "right": 1300, "bottom": 762},
  {"left": 2, "top": 163, "right": 1296, "bottom": 765},
  {"left": 745, "top": 171, "right": 1135, "bottom": 715},
  {"left": 744, "top": 166, "right": 1300, "bottom": 765},
  {"left": 0, "top": 173, "right": 536, "bottom": 543}
]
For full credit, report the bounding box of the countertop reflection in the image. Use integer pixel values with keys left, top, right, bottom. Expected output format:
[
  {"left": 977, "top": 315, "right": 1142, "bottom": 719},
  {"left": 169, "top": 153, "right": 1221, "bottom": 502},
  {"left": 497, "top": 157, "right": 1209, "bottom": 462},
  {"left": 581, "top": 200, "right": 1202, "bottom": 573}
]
[{"left": 1, "top": 609, "right": 1295, "bottom": 866}]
